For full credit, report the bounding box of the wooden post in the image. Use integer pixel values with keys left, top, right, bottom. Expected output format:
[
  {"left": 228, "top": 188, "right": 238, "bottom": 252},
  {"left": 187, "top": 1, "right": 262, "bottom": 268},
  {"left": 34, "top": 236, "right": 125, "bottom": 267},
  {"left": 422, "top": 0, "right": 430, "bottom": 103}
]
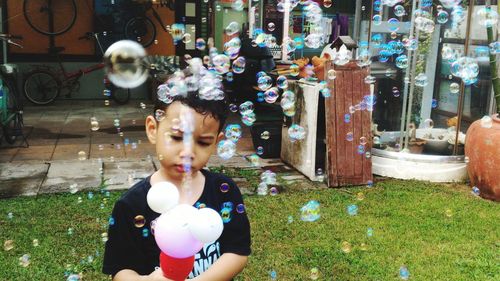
[{"left": 325, "top": 61, "right": 373, "bottom": 187}]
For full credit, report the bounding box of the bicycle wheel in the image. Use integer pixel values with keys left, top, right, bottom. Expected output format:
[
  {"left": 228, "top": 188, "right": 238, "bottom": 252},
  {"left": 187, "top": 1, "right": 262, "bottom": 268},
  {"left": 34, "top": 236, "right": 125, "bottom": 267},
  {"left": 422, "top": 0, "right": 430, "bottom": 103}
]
[
  {"left": 124, "top": 16, "right": 157, "bottom": 48},
  {"left": 23, "top": 70, "right": 61, "bottom": 105},
  {"left": 23, "top": 0, "right": 77, "bottom": 36},
  {"left": 110, "top": 85, "right": 131, "bottom": 105}
]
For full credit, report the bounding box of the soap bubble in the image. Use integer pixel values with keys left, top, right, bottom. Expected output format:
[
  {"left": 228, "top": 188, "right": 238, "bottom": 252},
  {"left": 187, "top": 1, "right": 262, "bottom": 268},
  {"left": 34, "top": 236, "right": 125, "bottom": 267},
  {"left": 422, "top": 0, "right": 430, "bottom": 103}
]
[
  {"left": 261, "top": 170, "right": 277, "bottom": 185},
  {"left": 229, "top": 103, "right": 238, "bottom": 112},
  {"left": 392, "top": 87, "right": 401, "bottom": 97},
  {"left": 450, "top": 82, "right": 460, "bottom": 94},
  {"left": 441, "top": 46, "right": 457, "bottom": 63},
  {"left": 399, "top": 265, "right": 410, "bottom": 280},
  {"left": 217, "top": 140, "right": 236, "bottom": 160},
  {"left": 290, "top": 64, "right": 300, "bottom": 76},
  {"left": 364, "top": 75, "right": 376, "bottom": 84},
  {"left": 415, "top": 73, "right": 428, "bottom": 87},
  {"left": 19, "top": 254, "right": 30, "bottom": 267},
  {"left": 257, "top": 92, "right": 264, "bottom": 103},
  {"left": 357, "top": 145, "right": 366, "bottom": 154},
  {"left": 395, "top": 55, "right": 408, "bottom": 69},
  {"left": 170, "top": 23, "right": 186, "bottom": 43},
  {"left": 293, "top": 37, "right": 304, "bottom": 50},
  {"left": 267, "top": 22, "right": 276, "bottom": 32},
  {"left": 451, "top": 57, "right": 479, "bottom": 85},
  {"left": 378, "top": 49, "right": 392, "bottom": 63},
  {"left": 489, "top": 41, "right": 500, "bottom": 54},
  {"left": 256, "top": 146, "right": 264, "bottom": 155},
  {"left": 323, "top": 0, "right": 332, "bottom": 8},
  {"left": 257, "top": 182, "right": 268, "bottom": 195},
  {"left": 310, "top": 267, "right": 320, "bottom": 280},
  {"left": 78, "top": 151, "right": 86, "bottom": 161},
  {"left": 300, "top": 200, "right": 320, "bottom": 222},
  {"left": 327, "top": 69, "right": 337, "bottom": 80},
  {"left": 347, "top": 204, "right": 358, "bottom": 216},
  {"left": 432, "top": 99, "right": 438, "bottom": 108},
  {"left": 264, "top": 87, "right": 280, "bottom": 103},
  {"left": 240, "top": 111, "right": 256, "bottom": 125},
  {"left": 231, "top": 0, "right": 244, "bottom": 11},
  {"left": 270, "top": 270, "right": 277, "bottom": 280},
  {"left": 248, "top": 154, "right": 260, "bottom": 166},
  {"left": 344, "top": 114, "right": 351, "bottom": 123},
  {"left": 4, "top": 240, "right": 14, "bottom": 251},
  {"left": 239, "top": 101, "right": 254, "bottom": 115},
  {"left": 288, "top": 124, "right": 306, "bottom": 142},
  {"left": 387, "top": 18, "right": 400, "bottom": 32},
  {"left": 394, "top": 5, "right": 405, "bottom": 17},
  {"left": 421, "top": 118, "right": 434, "bottom": 129},
  {"left": 226, "top": 72, "right": 234, "bottom": 82},
  {"left": 195, "top": 38, "right": 206, "bottom": 50},
  {"left": 346, "top": 132, "right": 354, "bottom": 142},
  {"left": 371, "top": 33, "right": 383, "bottom": 47},
  {"left": 372, "top": 14, "right": 382, "bottom": 25},
  {"left": 437, "top": 10, "right": 449, "bottom": 24},
  {"left": 472, "top": 186, "right": 480, "bottom": 196},
  {"left": 261, "top": 131, "right": 270, "bottom": 140},
  {"left": 232, "top": 57, "right": 246, "bottom": 74},
  {"left": 341, "top": 241, "right": 352, "bottom": 253},
  {"left": 477, "top": 6, "right": 499, "bottom": 27},
  {"left": 225, "top": 22, "right": 240, "bottom": 36},
  {"left": 104, "top": 40, "right": 148, "bottom": 88},
  {"left": 320, "top": 88, "right": 331, "bottom": 98},
  {"left": 480, "top": 115, "right": 493, "bottom": 128},
  {"left": 276, "top": 75, "right": 288, "bottom": 89},
  {"left": 182, "top": 33, "right": 191, "bottom": 44},
  {"left": 225, "top": 124, "right": 242, "bottom": 142},
  {"left": 257, "top": 75, "right": 273, "bottom": 91},
  {"left": 269, "top": 187, "right": 278, "bottom": 196},
  {"left": 367, "top": 227, "right": 374, "bottom": 237}
]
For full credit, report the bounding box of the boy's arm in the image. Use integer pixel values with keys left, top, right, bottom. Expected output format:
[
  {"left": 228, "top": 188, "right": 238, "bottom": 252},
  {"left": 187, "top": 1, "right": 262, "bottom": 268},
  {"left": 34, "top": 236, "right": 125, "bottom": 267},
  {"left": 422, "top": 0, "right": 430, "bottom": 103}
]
[
  {"left": 192, "top": 253, "right": 248, "bottom": 281},
  {"left": 114, "top": 268, "right": 172, "bottom": 281}
]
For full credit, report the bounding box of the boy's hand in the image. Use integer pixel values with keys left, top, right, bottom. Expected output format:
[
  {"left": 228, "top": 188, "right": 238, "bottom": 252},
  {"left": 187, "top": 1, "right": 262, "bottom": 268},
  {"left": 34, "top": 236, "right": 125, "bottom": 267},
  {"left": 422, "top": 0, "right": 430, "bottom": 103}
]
[{"left": 146, "top": 268, "right": 182, "bottom": 281}]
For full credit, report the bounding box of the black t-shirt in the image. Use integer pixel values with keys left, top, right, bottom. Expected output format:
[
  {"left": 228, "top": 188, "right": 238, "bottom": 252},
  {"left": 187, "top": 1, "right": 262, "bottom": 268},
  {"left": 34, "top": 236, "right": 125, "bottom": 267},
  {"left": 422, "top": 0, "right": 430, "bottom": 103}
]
[{"left": 102, "top": 169, "right": 251, "bottom": 278}]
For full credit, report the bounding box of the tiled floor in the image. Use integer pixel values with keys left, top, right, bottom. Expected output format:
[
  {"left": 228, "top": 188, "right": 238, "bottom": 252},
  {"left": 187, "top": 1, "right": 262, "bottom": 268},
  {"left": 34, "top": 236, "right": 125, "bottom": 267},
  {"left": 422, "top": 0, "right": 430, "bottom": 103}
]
[{"left": 0, "top": 100, "right": 255, "bottom": 163}]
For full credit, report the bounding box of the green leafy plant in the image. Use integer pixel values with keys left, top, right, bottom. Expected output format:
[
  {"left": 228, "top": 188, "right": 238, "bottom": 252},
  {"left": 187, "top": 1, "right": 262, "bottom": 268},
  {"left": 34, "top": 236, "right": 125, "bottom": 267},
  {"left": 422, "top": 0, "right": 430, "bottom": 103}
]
[{"left": 487, "top": 5, "right": 500, "bottom": 115}]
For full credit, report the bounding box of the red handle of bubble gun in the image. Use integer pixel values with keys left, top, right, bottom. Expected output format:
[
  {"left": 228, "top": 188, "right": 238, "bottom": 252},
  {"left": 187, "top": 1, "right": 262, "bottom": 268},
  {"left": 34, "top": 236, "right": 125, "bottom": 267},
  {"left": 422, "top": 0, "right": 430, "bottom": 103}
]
[{"left": 159, "top": 252, "right": 195, "bottom": 281}]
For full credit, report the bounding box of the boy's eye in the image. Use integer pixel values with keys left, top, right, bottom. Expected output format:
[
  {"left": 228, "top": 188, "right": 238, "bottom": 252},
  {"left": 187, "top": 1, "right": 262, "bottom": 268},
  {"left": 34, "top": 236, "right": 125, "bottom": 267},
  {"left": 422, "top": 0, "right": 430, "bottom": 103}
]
[
  {"left": 171, "top": 135, "right": 183, "bottom": 141},
  {"left": 198, "top": 141, "right": 211, "bottom": 146}
]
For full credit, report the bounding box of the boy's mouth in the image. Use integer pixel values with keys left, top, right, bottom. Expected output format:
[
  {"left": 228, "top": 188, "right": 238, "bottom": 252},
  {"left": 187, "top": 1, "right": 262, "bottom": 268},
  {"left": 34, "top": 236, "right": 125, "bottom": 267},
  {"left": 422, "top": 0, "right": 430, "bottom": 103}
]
[{"left": 174, "top": 164, "right": 185, "bottom": 173}]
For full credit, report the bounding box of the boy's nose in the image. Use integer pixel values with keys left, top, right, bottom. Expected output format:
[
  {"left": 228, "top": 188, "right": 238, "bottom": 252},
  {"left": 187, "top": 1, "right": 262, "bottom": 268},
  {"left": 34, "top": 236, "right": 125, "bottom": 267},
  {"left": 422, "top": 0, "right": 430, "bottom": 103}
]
[{"left": 179, "top": 147, "right": 194, "bottom": 160}]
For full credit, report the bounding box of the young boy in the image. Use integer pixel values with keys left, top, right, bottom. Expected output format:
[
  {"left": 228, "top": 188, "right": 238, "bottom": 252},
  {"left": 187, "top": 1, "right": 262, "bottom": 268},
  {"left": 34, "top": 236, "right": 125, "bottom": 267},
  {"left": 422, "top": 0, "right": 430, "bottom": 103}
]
[{"left": 102, "top": 70, "right": 251, "bottom": 280}]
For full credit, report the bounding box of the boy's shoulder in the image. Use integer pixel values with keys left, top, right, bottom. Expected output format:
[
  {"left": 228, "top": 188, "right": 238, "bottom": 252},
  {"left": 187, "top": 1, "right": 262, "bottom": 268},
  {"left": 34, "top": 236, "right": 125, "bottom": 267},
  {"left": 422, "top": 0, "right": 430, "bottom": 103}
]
[
  {"left": 116, "top": 176, "right": 152, "bottom": 209},
  {"left": 201, "top": 169, "right": 244, "bottom": 198}
]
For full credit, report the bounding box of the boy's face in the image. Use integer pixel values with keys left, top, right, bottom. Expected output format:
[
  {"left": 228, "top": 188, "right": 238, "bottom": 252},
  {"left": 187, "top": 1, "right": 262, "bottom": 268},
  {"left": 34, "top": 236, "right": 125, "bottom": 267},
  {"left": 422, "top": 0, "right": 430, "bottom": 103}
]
[{"left": 145, "top": 101, "right": 224, "bottom": 182}]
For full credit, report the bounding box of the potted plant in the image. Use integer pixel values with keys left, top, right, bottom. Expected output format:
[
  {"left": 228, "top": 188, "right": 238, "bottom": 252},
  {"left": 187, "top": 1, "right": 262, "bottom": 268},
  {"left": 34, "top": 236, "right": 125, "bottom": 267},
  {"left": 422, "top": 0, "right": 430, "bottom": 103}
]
[{"left": 464, "top": 4, "right": 500, "bottom": 201}]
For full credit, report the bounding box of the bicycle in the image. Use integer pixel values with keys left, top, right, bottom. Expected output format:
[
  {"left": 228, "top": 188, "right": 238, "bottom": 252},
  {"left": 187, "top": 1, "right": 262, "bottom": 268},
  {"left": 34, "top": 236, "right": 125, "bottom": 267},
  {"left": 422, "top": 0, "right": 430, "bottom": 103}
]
[
  {"left": 22, "top": 32, "right": 131, "bottom": 105},
  {"left": 23, "top": 0, "right": 77, "bottom": 36},
  {"left": 0, "top": 34, "right": 26, "bottom": 145},
  {"left": 98, "top": 0, "right": 169, "bottom": 48}
]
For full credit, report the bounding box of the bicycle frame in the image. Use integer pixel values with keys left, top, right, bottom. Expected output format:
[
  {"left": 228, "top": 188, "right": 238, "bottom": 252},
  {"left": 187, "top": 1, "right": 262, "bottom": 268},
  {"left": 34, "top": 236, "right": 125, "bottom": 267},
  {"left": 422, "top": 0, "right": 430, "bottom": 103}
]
[{"left": 58, "top": 60, "right": 105, "bottom": 82}]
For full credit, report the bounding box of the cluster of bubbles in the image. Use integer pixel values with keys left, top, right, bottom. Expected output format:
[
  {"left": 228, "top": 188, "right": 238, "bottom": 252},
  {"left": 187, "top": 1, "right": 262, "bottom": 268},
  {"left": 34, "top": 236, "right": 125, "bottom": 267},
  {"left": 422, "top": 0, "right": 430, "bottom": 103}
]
[
  {"left": 257, "top": 170, "right": 278, "bottom": 196},
  {"left": 157, "top": 58, "right": 225, "bottom": 104},
  {"left": 300, "top": 200, "right": 321, "bottom": 222}
]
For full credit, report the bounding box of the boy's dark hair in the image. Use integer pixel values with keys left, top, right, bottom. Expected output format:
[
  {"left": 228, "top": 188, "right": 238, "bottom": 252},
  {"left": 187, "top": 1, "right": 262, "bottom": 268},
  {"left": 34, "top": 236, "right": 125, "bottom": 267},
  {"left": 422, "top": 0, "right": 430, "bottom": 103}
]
[{"left": 153, "top": 91, "right": 229, "bottom": 132}]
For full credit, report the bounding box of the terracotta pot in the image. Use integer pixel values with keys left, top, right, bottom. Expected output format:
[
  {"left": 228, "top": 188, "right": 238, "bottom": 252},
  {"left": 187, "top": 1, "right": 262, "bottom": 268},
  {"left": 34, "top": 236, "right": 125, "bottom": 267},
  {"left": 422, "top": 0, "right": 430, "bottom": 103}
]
[{"left": 464, "top": 114, "right": 500, "bottom": 201}]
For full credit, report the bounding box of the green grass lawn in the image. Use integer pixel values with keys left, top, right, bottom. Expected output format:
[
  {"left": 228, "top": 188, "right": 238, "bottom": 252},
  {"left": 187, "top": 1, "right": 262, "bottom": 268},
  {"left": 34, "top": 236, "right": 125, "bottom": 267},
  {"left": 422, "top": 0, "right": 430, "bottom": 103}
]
[{"left": 0, "top": 176, "right": 498, "bottom": 281}]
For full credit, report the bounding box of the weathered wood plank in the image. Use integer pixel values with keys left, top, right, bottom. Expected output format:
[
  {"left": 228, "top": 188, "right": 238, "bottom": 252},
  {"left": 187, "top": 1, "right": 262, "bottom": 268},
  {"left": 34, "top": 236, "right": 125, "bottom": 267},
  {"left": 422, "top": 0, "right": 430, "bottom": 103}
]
[{"left": 325, "top": 61, "right": 373, "bottom": 187}]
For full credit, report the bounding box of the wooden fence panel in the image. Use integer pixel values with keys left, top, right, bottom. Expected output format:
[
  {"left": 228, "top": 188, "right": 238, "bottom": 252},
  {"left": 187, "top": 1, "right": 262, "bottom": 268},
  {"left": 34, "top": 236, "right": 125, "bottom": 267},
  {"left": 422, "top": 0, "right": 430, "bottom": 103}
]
[{"left": 325, "top": 61, "right": 373, "bottom": 187}]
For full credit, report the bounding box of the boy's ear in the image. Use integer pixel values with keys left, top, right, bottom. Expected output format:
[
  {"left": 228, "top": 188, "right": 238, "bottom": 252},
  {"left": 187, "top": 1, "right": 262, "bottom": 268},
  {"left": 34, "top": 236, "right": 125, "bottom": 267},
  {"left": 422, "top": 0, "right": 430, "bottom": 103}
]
[
  {"left": 217, "top": 131, "right": 224, "bottom": 143},
  {"left": 145, "top": 116, "right": 158, "bottom": 144}
]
